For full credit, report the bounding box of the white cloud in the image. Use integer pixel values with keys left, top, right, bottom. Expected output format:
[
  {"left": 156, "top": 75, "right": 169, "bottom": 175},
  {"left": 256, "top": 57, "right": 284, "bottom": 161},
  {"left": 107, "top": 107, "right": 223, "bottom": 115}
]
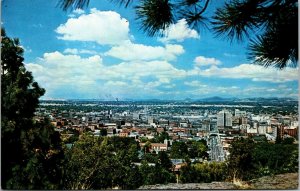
[
  {"left": 25, "top": 51, "right": 186, "bottom": 98},
  {"left": 56, "top": 9, "right": 130, "bottom": 45},
  {"left": 105, "top": 41, "right": 184, "bottom": 61},
  {"left": 194, "top": 56, "right": 221, "bottom": 66},
  {"left": 105, "top": 80, "right": 128, "bottom": 87},
  {"left": 25, "top": 51, "right": 297, "bottom": 99},
  {"left": 68, "top": 9, "right": 85, "bottom": 17},
  {"left": 266, "top": 88, "right": 277, "bottom": 92},
  {"left": 159, "top": 19, "right": 199, "bottom": 43},
  {"left": 189, "top": 64, "right": 298, "bottom": 83},
  {"left": 164, "top": 84, "right": 176, "bottom": 89},
  {"left": 73, "top": 9, "right": 85, "bottom": 15},
  {"left": 106, "top": 60, "right": 186, "bottom": 81},
  {"left": 183, "top": 84, "right": 297, "bottom": 98},
  {"left": 184, "top": 80, "right": 207, "bottom": 88},
  {"left": 165, "top": 44, "right": 185, "bottom": 60},
  {"left": 64, "top": 48, "right": 97, "bottom": 55}
]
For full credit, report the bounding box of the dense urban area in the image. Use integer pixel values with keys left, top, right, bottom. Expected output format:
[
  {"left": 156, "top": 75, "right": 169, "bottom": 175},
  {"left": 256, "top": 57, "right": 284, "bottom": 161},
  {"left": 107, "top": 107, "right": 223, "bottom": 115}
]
[{"left": 32, "top": 98, "right": 298, "bottom": 189}]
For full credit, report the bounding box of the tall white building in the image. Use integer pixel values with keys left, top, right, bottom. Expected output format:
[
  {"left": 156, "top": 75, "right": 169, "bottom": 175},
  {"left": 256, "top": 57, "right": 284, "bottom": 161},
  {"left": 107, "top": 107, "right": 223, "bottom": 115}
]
[{"left": 217, "top": 110, "right": 232, "bottom": 128}]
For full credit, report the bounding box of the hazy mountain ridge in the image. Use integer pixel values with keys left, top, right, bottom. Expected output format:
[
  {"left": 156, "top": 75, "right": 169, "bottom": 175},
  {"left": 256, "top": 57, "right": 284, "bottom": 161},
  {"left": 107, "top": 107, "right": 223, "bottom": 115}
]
[{"left": 40, "top": 96, "right": 298, "bottom": 103}]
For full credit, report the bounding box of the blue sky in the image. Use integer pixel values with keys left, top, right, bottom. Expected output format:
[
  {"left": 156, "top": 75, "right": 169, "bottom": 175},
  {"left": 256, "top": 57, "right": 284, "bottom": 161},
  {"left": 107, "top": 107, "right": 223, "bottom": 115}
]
[{"left": 2, "top": 0, "right": 298, "bottom": 100}]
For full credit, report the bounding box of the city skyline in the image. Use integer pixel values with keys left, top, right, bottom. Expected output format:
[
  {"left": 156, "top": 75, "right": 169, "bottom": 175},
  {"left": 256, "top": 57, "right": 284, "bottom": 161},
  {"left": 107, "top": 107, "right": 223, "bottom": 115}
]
[{"left": 2, "top": 0, "right": 298, "bottom": 100}]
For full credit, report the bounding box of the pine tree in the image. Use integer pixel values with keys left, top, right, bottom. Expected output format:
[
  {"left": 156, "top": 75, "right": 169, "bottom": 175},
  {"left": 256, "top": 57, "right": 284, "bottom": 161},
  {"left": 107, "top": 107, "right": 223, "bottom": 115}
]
[{"left": 1, "top": 29, "right": 64, "bottom": 189}]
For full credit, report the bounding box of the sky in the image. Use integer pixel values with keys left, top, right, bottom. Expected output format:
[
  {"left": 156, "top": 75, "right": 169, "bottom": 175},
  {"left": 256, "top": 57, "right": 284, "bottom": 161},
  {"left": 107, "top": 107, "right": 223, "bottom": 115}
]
[{"left": 2, "top": 0, "right": 299, "bottom": 100}]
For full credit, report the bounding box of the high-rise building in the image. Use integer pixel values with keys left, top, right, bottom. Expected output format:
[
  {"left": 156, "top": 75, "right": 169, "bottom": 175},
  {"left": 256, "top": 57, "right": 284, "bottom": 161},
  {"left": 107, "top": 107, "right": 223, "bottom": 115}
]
[{"left": 217, "top": 110, "right": 232, "bottom": 128}]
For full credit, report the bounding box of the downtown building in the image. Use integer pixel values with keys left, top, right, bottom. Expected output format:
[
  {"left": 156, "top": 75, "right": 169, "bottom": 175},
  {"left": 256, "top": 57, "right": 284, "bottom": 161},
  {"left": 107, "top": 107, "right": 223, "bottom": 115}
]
[{"left": 217, "top": 110, "right": 233, "bottom": 129}]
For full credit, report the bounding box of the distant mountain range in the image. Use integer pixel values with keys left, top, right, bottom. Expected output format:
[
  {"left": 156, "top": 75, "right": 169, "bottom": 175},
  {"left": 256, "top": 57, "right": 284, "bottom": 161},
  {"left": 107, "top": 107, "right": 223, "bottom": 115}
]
[
  {"left": 195, "top": 96, "right": 297, "bottom": 102},
  {"left": 41, "top": 96, "right": 298, "bottom": 103},
  {"left": 197, "top": 96, "right": 237, "bottom": 102}
]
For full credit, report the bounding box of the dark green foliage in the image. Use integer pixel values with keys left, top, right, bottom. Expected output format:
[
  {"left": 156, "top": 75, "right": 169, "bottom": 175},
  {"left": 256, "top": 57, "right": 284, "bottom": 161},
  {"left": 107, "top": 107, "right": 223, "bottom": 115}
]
[
  {"left": 142, "top": 140, "right": 152, "bottom": 153},
  {"left": 61, "top": 128, "right": 79, "bottom": 144},
  {"left": 198, "top": 162, "right": 228, "bottom": 182},
  {"left": 252, "top": 141, "right": 298, "bottom": 176},
  {"left": 179, "top": 163, "right": 197, "bottom": 183},
  {"left": 228, "top": 137, "right": 299, "bottom": 181},
  {"left": 250, "top": 1, "right": 297, "bottom": 68},
  {"left": 1, "top": 29, "right": 64, "bottom": 189},
  {"left": 281, "top": 137, "right": 295, "bottom": 145},
  {"left": 180, "top": 161, "right": 227, "bottom": 183},
  {"left": 139, "top": 149, "right": 175, "bottom": 185},
  {"left": 275, "top": 134, "right": 282, "bottom": 144},
  {"left": 170, "top": 140, "right": 208, "bottom": 159},
  {"left": 177, "top": 0, "right": 210, "bottom": 31},
  {"left": 170, "top": 141, "right": 189, "bottom": 158},
  {"left": 66, "top": 134, "right": 79, "bottom": 144},
  {"left": 212, "top": 0, "right": 298, "bottom": 69},
  {"left": 136, "top": 0, "right": 174, "bottom": 36},
  {"left": 100, "top": 128, "right": 108, "bottom": 136},
  {"left": 142, "top": 153, "right": 158, "bottom": 163},
  {"left": 154, "top": 131, "right": 169, "bottom": 143},
  {"left": 139, "top": 161, "right": 176, "bottom": 185},
  {"left": 186, "top": 140, "right": 208, "bottom": 159},
  {"left": 212, "top": 0, "right": 260, "bottom": 41},
  {"left": 63, "top": 135, "right": 143, "bottom": 189},
  {"left": 158, "top": 151, "right": 173, "bottom": 170},
  {"left": 227, "top": 137, "right": 256, "bottom": 181}
]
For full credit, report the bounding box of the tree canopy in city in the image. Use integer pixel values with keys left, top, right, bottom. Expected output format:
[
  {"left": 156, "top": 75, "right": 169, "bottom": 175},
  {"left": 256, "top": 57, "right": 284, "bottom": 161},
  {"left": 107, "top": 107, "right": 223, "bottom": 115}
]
[
  {"left": 60, "top": 0, "right": 298, "bottom": 69},
  {"left": 63, "top": 134, "right": 145, "bottom": 189}
]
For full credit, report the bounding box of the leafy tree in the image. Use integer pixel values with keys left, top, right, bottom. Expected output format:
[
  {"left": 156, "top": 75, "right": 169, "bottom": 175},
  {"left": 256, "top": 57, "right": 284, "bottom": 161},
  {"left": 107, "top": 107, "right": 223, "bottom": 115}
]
[
  {"left": 63, "top": 135, "right": 143, "bottom": 189},
  {"left": 100, "top": 128, "right": 108, "bottom": 136},
  {"left": 139, "top": 137, "right": 149, "bottom": 143},
  {"left": 252, "top": 141, "right": 298, "bottom": 176},
  {"left": 120, "top": 165, "right": 143, "bottom": 189},
  {"left": 1, "top": 29, "right": 65, "bottom": 189},
  {"left": 154, "top": 131, "right": 170, "bottom": 143},
  {"left": 158, "top": 151, "right": 173, "bottom": 170},
  {"left": 188, "top": 161, "right": 228, "bottom": 183},
  {"left": 60, "top": 0, "right": 298, "bottom": 68},
  {"left": 179, "top": 163, "right": 197, "bottom": 183},
  {"left": 142, "top": 153, "right": 158, "bottom": 163},
  {"left": 227, "top": 137, "right": 255, "bottom": 181},
  {"left": 139, "top": 161, "right": 176, "bottom": 185},
  {"left": 66, "top": 134, "right": 79, "bottom": 143},
  {"left": 143, "top": 140, "right": 152, "bottom": 153},
  {"left": 281, "top": 137, "right": 295, "bottom": 144},
  {"left": 187, "top": 140, "right": 208, "bottom": 159},
  {"left": 170, "top": 141, "right": 189, "bottom": 159},
  {"left": 63, "top": 134, "right": 105, "bottom": 189}
]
